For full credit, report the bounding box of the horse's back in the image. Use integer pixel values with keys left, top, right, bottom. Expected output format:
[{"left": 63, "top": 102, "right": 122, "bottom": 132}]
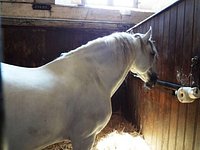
[
  {"left": 1, "top": 61, "right": 111, "bottom": 149},
  {"left": 1, "top": 63, "right": 75, "bottom": 149}
]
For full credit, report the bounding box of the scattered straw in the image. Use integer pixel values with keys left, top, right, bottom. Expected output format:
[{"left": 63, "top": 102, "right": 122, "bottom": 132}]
[{"left": 95, "top": 130, "right": 150, "bottom": 150}]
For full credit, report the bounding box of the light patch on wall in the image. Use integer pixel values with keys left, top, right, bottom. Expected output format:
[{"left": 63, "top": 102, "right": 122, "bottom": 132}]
[
  {"left": 55, "top": 0, "right": 82, "bottom": 6},
  {"left": 138, "top": 0, "right": 178, "bottom": 12},
  {"left": 55, "top": 0, "right": 178, "bottom": 12},
  {"left": 86, "top": 0, "right": 108, "bottom": 6},
  {"left": 113, "top": 0, "right": 133, "bottom": 8}
]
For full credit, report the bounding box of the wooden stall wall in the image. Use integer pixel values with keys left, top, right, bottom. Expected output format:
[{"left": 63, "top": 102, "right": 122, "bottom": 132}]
[
  {"left": 126, "top": 0, "right": 200, "bottom": 149},
  {"left": 2, "top": 26, "right": 115, "bottom": 67}
]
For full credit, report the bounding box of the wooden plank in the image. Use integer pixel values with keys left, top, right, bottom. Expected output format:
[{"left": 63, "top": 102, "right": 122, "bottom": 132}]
[
  {"left": 3, "top": 26, "right": 47, "bottom": 67},
  {"left": 172, "top": 1, "right": 185, "bottom": 150},
  {"left": 160, "top": 10, "right": 171, "bottom": 150},
  {"left": 174, "top": 2, "right": 184, "bottom": 86},
  {"left": 136, "top": 79, "right": 143, "bottom": 131},
  {"left": 129, "top": 77, "right": 143, "bottom": 131},
  {"left": 192, "top": 1, "right": 200, "bottom": 149},
  {"left": 155, "top": 13, "right": 165, "bottom": 150},
  {"left": 194, "top": 102, "right": 200, "bottom": 149},
  {"left": 167, "top": 6, "right": 177, "bottom": 83},
  {"left": 181, "top": 0, "right": 193, "bottom": 86},
  {"left": 182, "top": 0, "right": 197, "bottom": 149},
  {"left": 192, "top": 0, "right": 200, "bottom": 88},
  {"left": 167, "top": 5, "right": 179, "bottom": 150},
  {"left": 176, "top": 104, "right": 187, "bottom": 150},
  {"left": 175, "top": 1, "right": 187, "bottom": 150},
  {"left": 185, "top": 102, "right": 197, "bottom": 149},
  {"left": 133, "top": 78, "right": 140, "bottom": 128},
  {"left": 2, "top": 17, "right": 133, "bottom": 31},
  {"left": 3, "top": 26, "right": 113, "bottom": 66},
  {"left": 192, "top": 0, "right": 200, "bottom": 149},
  {"left": 129, "top": 77, "right": 138, "bottom": 126}
]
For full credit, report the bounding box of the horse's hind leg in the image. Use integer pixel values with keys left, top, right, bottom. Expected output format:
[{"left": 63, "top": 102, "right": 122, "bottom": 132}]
[{"left": 71, "top": 135, "right": 96, "bottom": 150}]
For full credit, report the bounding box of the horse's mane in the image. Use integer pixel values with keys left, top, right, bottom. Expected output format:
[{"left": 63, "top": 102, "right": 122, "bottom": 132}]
[
  {"left": 57, "top": 32, "right": 158, "bottom": 68},
  {"left": 59, "top": 32, "right": 135, "bottom": 62}
]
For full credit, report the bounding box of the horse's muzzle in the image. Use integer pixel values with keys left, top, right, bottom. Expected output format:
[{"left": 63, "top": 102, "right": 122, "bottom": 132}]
[{"left": 145, "top": 71, "right": 158, "bottom": 89}]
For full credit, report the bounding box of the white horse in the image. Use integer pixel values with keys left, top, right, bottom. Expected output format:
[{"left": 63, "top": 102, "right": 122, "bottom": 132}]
[{"left": 2, "top": 27, "right": 158, "bottom": 150}]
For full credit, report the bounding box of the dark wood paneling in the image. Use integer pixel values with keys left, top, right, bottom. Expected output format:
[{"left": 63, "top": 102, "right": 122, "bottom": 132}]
[
  {"left": 155, "top": 13, "right": 164, "bottom": 150},
  {"left": 2, "top": 26, "right": 114, "bottom": 67},
  {"left": 193, "top": 0, "right": 200, "bottom": 149},
  {"left": 174, "top": 2, "right": 186, "bottom": 150},
  {"left": 183, "top": 0, "right": 196, "bottom": 150},
  {"left": 127, "top": 0, "right": 200, "bottom": 149},
  {"left": 168, "top": 6, "right": 178, "bottom": 150}
]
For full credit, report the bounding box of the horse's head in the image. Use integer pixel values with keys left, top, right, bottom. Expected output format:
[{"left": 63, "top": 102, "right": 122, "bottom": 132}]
[{"left": 130, "top": 27, "right": 158, "bottom": 89}]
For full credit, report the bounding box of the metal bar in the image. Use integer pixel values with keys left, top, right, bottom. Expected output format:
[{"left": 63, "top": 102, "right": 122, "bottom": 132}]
[
  {"left": 156, "top": 80, "right": 182, "bottom": 91},
  {"left": 130, "top": 72, "right": 182, "bottom": 91}
]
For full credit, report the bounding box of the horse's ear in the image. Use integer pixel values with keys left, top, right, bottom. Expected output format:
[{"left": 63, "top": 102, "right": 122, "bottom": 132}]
[{"left": 142, "top": 26, "right": 152, "bottom": 44}]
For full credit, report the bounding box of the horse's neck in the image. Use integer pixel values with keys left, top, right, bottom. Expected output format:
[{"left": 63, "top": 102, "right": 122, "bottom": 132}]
[
  {"left": 79, "top": 36, "right": 134, "bottom": 96},
  {"left": 105, "top": 35, "right": 136, "bottom": 96},
  {"left": 46, "top": 34, "right": 134, "bottom": 97}
]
